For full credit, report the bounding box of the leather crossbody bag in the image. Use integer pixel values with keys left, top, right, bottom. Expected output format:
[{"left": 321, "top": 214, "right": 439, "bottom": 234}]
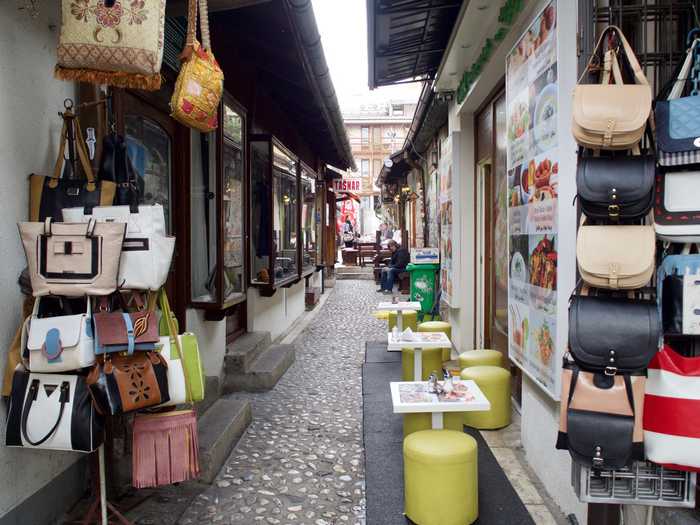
[
  {"left": 93, "top": 306, "right": 160, "bottom": 355},
  {"left": 557, "top": 359, "right": 645, "bottom": 469},
  {"left": 24, "top": 296, "right": 95, "bottom": 373},
  {"left": 19, "top": 218, "right": 126, "bottom": 297},
  {"left": 569, "top": 294, "right": 661, "bottom": 374},
  {"left": 576, "top": 155, "right": 655, "bottom": 221},
  {"left": 5, "top": 366, "right": 104, "bottom": 452},
  {"left": 63, "top": 205, "right": 175, "bottom": 291},
  {"left": 576, "top": 218, "right": 656, "bottom": 289},
  {"left": 572, "top": 26, "right": 651, "bottom": 150},
  {"left": 657, "top": 244, "right": 700, "bottom": 335},
  {"left": 86, "top": 352, "right": 169, "bottom": 415}
]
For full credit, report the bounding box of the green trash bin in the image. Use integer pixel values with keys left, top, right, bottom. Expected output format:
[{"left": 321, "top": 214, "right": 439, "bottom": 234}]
[{"left": 406, "top": 263, "right": 439, "bottom": 313}]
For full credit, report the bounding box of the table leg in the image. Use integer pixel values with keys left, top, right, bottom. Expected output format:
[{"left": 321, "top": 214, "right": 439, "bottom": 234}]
[
  {"left": 414, "top": 348, "right": 422, "bottom": 381},
  {"left": 397, "top": 312, "right": 403, "bottom": 332},
  {"left": 431, "top": 412, "right": 444, "bottom": 430}
]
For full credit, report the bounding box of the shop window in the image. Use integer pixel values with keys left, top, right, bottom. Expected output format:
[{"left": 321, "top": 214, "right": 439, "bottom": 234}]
[
  {"left": 250, "top": 135, "right": 302, "bottom": 291},
  {"left": 391, "top": 104, "right": 404, "bottom": 116},
  {"left": 301, "top": 163, "right": 317, "bottom": 273},
  {"left": 190, "top": 97, "right": 247, "bottom": 310},
  {"left": 361, "top": 126, "right": 369, "bottom": 145},
  {"left": 361, "top": 159, "right": 370, "bottom": 179},
  {"left": 125, "top": 115, "right": 172, "bottom": 231}
]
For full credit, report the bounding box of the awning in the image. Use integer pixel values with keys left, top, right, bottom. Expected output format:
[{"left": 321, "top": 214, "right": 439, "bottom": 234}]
[{"left": 367, "top": 0, "right": 463, "bottom": 89}]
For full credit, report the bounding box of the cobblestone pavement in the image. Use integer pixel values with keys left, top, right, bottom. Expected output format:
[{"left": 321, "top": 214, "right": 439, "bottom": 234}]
[{"left": 179, "top": 280, "right": 387, "bottom": 525}]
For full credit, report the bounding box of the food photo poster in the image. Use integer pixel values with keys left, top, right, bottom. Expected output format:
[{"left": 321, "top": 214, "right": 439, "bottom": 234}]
[{"left": 506, "top": 0, "right": 560, "bottom": 396}]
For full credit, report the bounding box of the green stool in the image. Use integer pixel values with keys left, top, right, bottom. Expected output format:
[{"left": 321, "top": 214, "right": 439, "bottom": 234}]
[
  {"left": 404, "top": 430, "right": 478, "bottom": 525},
  {"left": 402, "top": 347, "right": 443, "bottom": 381},
  {"left": 403, "top": 412, "right": 463, "bottom": 437},
  {"left": 388, "top": 310, "right": 418, "bottom": 332},
  {"left": 460, "top": 366, "right": 511, "bottom": 429},
  {"left": 459, "top": 349, "right": 503, "bottom": 369},
  {"left": 418, "top": 321, "right": 452, "bottom": 362}
]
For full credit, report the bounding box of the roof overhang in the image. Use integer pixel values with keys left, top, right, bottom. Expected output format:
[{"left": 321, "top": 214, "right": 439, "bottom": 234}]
[
  {"left": 367, "top": 0, "right": 464, "bottom": 89},
  {"left": 167, "top": 0, "right": 272, "bottom": 16}
]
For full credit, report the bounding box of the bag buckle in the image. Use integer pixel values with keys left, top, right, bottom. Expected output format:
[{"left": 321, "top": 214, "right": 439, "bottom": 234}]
[
  {"left": 604, "top": 365, "right": 618, "bottom": 376},
  {"left": 608, "top": 204, "right": 620, "bottom": 218},
  {"left": 67, "top": 187, "right": 80, "bottom": 196},
  {"left": 592, "top": 446, "right": 604, "bottom": 468}
]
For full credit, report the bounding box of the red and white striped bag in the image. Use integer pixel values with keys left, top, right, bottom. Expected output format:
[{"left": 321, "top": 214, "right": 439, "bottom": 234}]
[{"left": 643, "top": 345, "right": 700, "bottom": 471}]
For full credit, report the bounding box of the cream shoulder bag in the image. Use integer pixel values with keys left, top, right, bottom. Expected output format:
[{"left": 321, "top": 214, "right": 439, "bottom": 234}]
[
  {"left": 576, "top": 216, "right": 655, "bottom": 290},
  {"left": 572, "top": 26, "right": 652, "bottom": 150}
]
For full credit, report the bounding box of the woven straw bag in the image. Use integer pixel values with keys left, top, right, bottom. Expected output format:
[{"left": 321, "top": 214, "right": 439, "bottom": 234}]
[
  {"left": 55, "top": 0, "right": 166, "bottom": 90},
  {"left": 170, "top": 0, "right": 224, "bottom": 131}
]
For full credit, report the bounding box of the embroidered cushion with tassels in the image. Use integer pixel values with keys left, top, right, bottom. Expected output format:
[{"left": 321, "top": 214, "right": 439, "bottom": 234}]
[{"left": 55, "top": 0, "right": 166, "bottom": 91}]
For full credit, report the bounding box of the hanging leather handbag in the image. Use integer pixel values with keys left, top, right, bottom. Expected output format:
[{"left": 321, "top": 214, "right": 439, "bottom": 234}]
[
  {"left": 5, "top": 365, "right": 104, "bottom": 452},
  {"left": 170, "top": 0, "right": 224, "bottom": 132},
  {"left": 156, "top": 290, "right": 204, "bottom": 406},
  {"left": 63, "top": 204, "right": 175, "bottom": 291},
  {"left": 19, "top": 218, "right": 126, "bottom": 297},
  {"left": 556, "top": 358, "right": 645, "bottom": 469},
  {"left": 656, "top": 37, "right": 700, "bottom": 167},
  {"left": 55, "top": 0, "right": 166, "bottom": 90},
  {"left": 569, "top": 294, "right": 661, "bottom": 375},
  {"left": 644, "top": 346, "right": 700, "bottom": 471},
  {"left": 576, "top": 219, "right": 656, "bottom": 289},
  {"left": 86, "top": 351, "right": 169, "bottom": 415},
  {"left": 657, "top": 245, "right": 700, "bottom": 335},
  {"left": 98, "top": 132, "right": 144, "bottom": 209},
  {"left": 25, "top": 296, "right": 95, "bottom": 373},
  {"left": 576, "top": 155, "right": 655, "bottom": 221},
  {"left": 93, "top": 306, "right": 160, "bottom": 355},
  {"left": 29, "top": 113, "right": 116, "bottom": 222},
  {"left": 572, "top": 26, "right": 652, "bottom": 150}
]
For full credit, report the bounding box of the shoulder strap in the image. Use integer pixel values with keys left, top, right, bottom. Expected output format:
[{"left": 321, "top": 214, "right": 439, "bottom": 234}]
[
  {"left": 579, "top": 25, "right": 648, "bottom": 86},
  {"left": 199, "top": 0, "right": 212, "bottom": 52},
  {"left": 185, "top": 0, "right": 198, "bottom": 49},
  {"left": 668, "top": 40, "right": 697, "bottom": 100},
  {"left": 160, "top": 289, "right": 193, "bottom": 405},
  {"left": 622, "top": 374, "right": 635, "bottom": 417}
]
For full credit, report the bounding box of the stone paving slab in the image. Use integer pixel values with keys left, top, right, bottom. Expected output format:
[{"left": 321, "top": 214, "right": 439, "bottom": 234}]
[{"left": 179, "top": 281, "right": 387, "bottom": 525}]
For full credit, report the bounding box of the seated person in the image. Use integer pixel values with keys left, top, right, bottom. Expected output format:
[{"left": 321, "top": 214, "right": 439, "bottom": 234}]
[{"left": 378, "top": 240, "right": 409, "bottom": 294}]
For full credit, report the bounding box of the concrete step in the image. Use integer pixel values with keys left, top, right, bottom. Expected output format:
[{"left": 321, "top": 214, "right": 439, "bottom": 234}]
[
  {"left": 336, "top": 267, "right": 376, "bottom": 281},
  {"left": 336, "top": 272, "right": 375, "bottom": 280},
  {"left": 196, "top": 375, "right": 223, "bottom": 418},
  {"left": 223, "top": 344, "right": 295, "bottom": 393},
  {"left": 224, "top": 331, "right": 272, "bottom": 374},
  {"left": 198, "top": 396, "right": 252, "bottom": 483}
]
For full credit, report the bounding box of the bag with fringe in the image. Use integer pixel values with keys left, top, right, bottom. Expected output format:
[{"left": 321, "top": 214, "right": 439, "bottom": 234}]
[
  {"left": 131, "top": 289, "right": 200, "bottom": 488},
  {"left": 55, "top": 0, "right": 166, "bottom": 91}
]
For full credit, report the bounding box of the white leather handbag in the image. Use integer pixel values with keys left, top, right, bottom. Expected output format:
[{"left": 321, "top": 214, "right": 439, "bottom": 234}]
[
  {"left": 24, "top": 296, "right": 95, "bottom": 373},
  {"left": 156, "top": 335, "right": 187, "bottom": 407},
  {"left": 63, "top": 205, "right": 175, "bottom": 290},
  {"left": 5, "top": 366, "right": 103, "bottom": 452}
]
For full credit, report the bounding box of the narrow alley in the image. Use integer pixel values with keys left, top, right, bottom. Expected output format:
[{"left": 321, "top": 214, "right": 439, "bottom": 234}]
[{"left": 180, "top": 280, "right": 385, "bottom": 524}]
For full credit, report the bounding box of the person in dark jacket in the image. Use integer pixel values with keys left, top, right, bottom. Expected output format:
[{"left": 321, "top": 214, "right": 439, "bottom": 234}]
[{"left": 378, "top": 240, "right": 410, "bottom": 293}]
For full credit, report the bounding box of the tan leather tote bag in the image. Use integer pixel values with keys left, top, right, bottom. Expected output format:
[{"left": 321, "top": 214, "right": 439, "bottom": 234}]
[
  {"left": 19, "top": 218, "right": 126, "bottom": 297},
  {"left": 572, "top": 26, "right": 652, "bottom": 150},
  {"left": 576, "top": 216, "right": 655, "bottom": 290}
]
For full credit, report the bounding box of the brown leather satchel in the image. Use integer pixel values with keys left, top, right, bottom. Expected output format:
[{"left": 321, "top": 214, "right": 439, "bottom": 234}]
[
  {"left": 87, "top": 352, "right": 169, "bottom": 415},
  {"left": 572, "top": 26, "right": 651, "bottom": 150},
  {"left": 93, "top": 310, "right": 160, "bottom": 355}
]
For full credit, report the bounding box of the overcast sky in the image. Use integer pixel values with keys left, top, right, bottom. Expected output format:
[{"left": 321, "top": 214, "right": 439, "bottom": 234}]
[{"left": 311, "top": 0, "right": 422, "bottom": 113}]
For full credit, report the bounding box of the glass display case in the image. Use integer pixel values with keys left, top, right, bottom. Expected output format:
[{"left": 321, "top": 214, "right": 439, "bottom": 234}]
[
  {"left": 190, "top": 96, "right": 247, "bottom": 310},
  {"left": 300, "top": 162, "right": 317, "bottom": 275},
  {"left": 250, "top": 135, "right": 303, "bottom": 291}
]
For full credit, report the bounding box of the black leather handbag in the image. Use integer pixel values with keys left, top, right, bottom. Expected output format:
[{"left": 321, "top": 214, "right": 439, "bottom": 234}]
[
  {"left": 568, "top": 294, "right": 661, "bottom": 374},
  {"left": 576, "top": 155, "right": 655, "bottom": 221},
  {"left": 556, "top": 360, "right": 644, "bottom": 470},
  {"left": 98, "top": 133, "right": 143, "bottom": 211}
]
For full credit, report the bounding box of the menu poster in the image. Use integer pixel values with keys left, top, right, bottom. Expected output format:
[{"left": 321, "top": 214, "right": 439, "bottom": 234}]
[
  {"left": 439, "top": 135, "right": 456, "bottom": 306},
  {"left": 506, "top": 1, "right": 559, "bottom": 396}
]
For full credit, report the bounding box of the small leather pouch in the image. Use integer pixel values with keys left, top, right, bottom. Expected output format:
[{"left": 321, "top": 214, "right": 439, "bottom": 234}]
[
  {"left": 569, "top": 294, "right": 660, "bottom": 374},
  {"left": 87, "top": 352, "right": 169, "bottom": 415},
  {"left": 557, "top": 359, "right": 645, "bottom": 469},
  {"left": 94, "top": 310, "right": 159, "bottom": 355}
]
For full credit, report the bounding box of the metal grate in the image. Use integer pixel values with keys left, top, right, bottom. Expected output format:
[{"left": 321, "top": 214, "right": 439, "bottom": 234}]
[
  {"left": 572, "top": 461, "right": 697, "bottom": 507},
  {"left": 578, "top": 0, "right": 700, "bottom": 96}
]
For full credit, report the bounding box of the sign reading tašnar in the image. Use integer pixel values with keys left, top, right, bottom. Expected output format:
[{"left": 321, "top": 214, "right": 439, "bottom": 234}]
[{"left": 333, "top": 178, "right": 362, "bottom": 192}]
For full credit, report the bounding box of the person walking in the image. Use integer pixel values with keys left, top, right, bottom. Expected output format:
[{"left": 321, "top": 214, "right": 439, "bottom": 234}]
[
  {"left": 342, "top": 218, "right": 355, "bottom": 248},
  {"left": 378, "top": 240, "right": 409, "bottom": 294}
]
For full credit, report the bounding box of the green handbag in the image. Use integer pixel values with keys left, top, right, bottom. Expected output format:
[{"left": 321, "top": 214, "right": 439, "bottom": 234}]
[{"left": 160, "top": 289, "right": 205, "bottom": 403}]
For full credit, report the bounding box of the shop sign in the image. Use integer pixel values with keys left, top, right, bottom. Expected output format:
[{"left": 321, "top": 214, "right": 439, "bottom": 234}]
[
  {"left": 333, "top": 178, "right": 362, "bottom": 193},
  {"left": 439, "top": 135, "right": 458, "bottom": 307},
  {"left": 506, "top": 0, "right": 560, "bottom": 398}
]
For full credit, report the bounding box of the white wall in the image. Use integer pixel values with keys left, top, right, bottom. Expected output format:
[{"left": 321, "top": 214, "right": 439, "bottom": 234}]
[
  {"left": 247, "top": 281, "right": 306, "bottom": 340},
  {"left": 185, "top": 310, "right": 227, "bottom": 379},
  {"left": 0, "top": 3, "right": 83, "bottom": 518}
]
